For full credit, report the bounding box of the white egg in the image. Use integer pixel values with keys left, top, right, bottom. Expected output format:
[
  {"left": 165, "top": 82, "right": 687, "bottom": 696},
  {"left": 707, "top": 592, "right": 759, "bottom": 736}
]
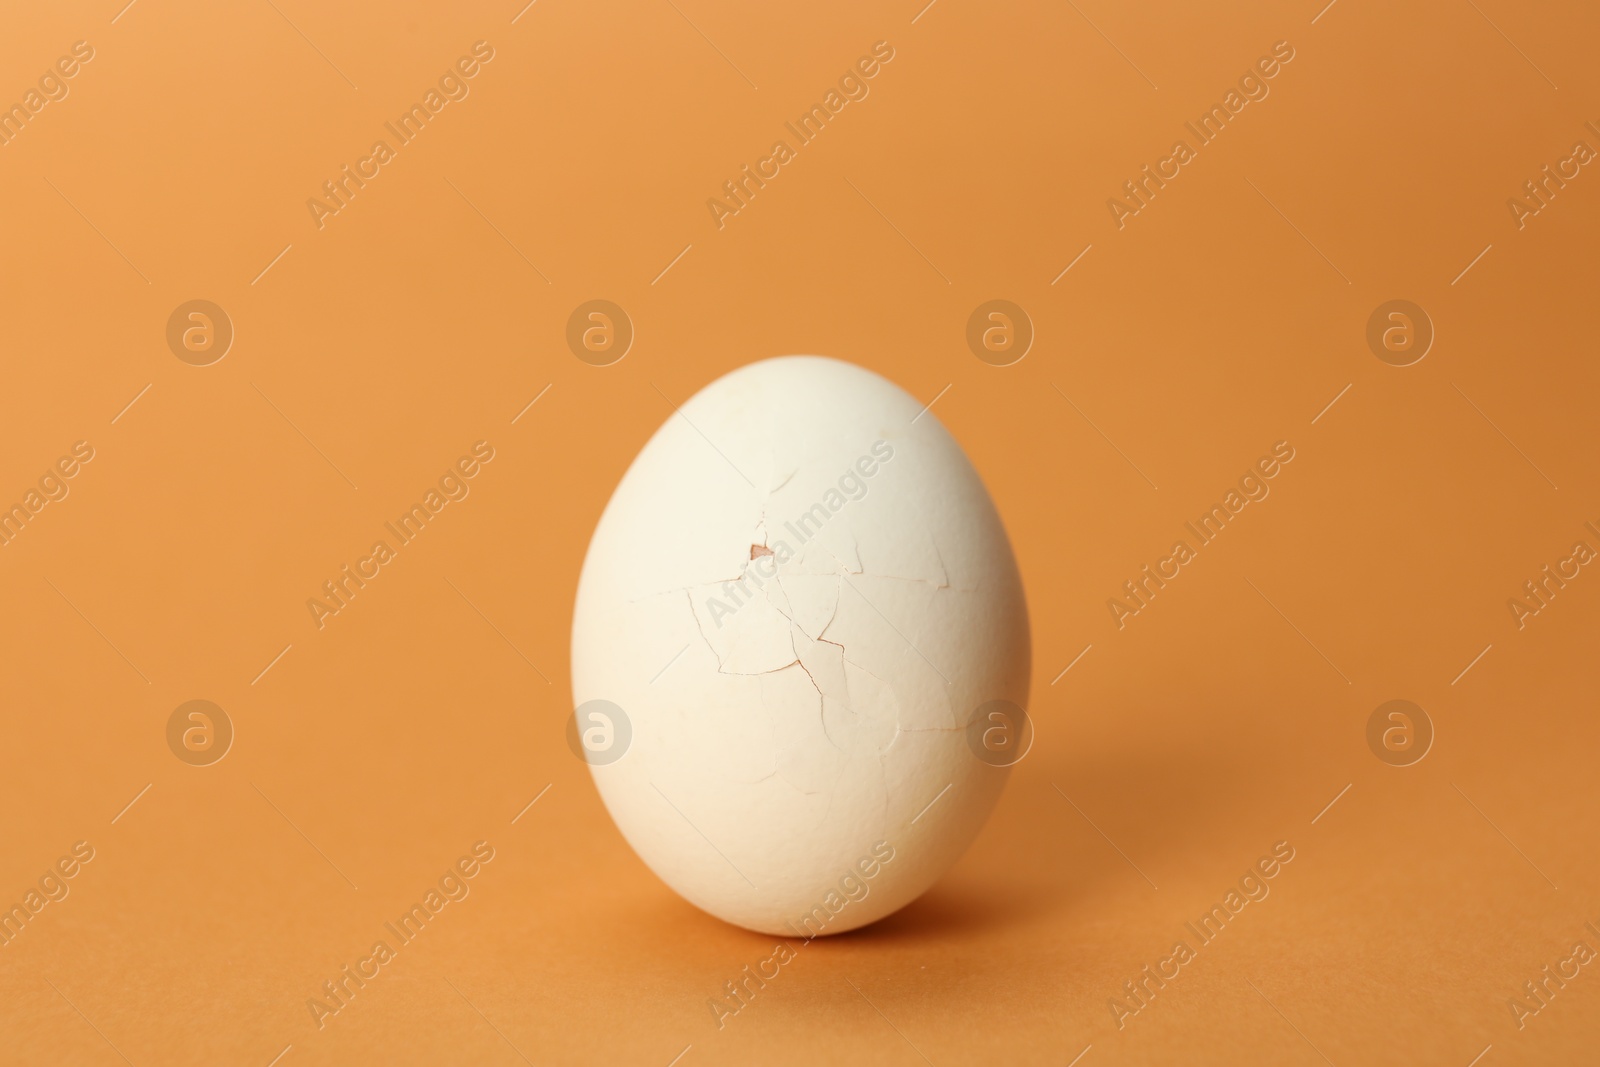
[{"left": 571, "top": 356, "right": 1030, "bottom": 935}]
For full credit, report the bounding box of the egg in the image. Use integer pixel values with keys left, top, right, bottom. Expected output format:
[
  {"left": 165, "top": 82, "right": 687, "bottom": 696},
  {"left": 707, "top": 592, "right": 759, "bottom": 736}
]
[{"left": 571, "top": 356, "right": 1030, "bottom": 935}]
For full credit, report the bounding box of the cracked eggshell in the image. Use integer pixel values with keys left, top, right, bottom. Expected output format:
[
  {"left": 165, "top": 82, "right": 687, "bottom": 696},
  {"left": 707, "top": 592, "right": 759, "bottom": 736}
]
[{"left": 571, "top": 356, "right": 1029, "bottom": 935}]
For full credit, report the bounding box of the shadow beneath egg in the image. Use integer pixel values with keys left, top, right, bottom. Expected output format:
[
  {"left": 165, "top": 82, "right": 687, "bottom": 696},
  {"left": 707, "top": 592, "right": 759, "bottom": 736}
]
[
  {"left": 829, "top": 879, "right": 1054, "bottom": 944},
  {"left": 838, "top": 705, "right": 1317, "bottom": 944}
]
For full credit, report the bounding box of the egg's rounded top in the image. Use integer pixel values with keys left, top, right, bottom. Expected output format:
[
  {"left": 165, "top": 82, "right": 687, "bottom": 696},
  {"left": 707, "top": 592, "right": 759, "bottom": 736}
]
[{"left": 571, "top": 355, "right": 1029, "bottom": 935}]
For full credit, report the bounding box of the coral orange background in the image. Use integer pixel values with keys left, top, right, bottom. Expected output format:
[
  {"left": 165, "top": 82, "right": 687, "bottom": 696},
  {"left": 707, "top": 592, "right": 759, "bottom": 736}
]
[{"left": 2, "top": 1, "right": 1597, "bottom": 1063}]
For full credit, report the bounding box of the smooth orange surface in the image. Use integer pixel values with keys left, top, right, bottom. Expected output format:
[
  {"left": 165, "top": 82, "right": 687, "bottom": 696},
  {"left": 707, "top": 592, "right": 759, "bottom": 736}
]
[{"left": 3, "top": 1, "right": 1598, "bottom": 1064}]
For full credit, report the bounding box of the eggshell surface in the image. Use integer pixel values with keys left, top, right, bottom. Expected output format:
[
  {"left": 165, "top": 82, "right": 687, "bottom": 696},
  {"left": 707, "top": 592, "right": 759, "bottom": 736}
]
[{"left": 571, "top": 356, "right": 1029, "bottom": 935}]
